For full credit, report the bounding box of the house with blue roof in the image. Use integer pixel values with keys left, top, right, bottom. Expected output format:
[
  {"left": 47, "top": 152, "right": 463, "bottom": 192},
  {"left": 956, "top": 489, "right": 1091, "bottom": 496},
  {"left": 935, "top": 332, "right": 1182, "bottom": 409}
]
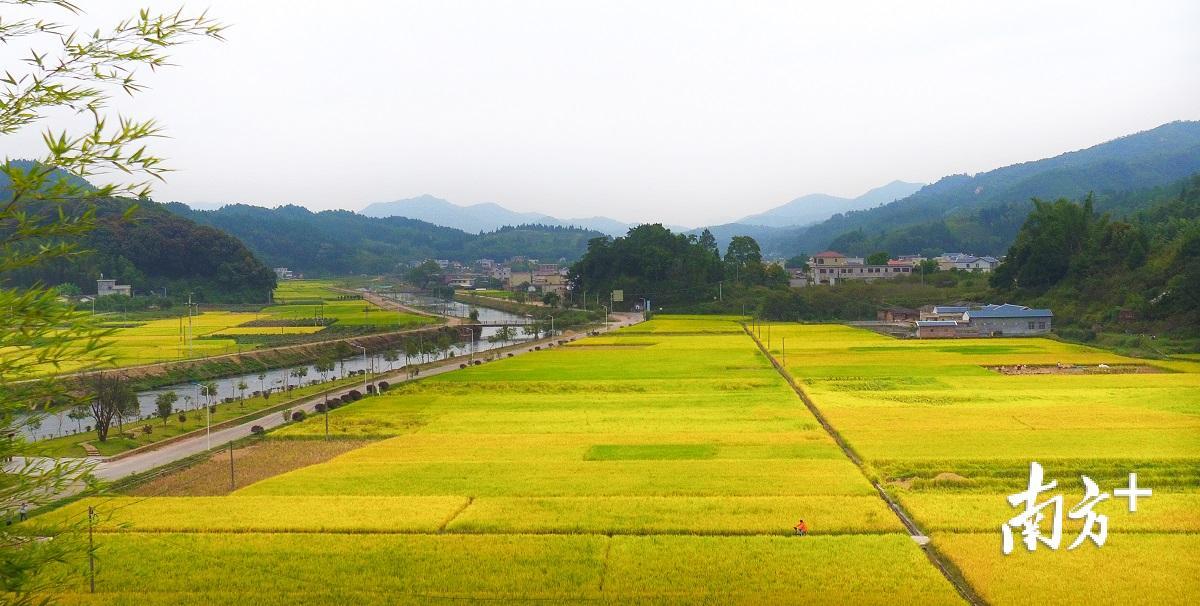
[{"left": 963, "top": 304, "right": 1053, "bottom": 336}]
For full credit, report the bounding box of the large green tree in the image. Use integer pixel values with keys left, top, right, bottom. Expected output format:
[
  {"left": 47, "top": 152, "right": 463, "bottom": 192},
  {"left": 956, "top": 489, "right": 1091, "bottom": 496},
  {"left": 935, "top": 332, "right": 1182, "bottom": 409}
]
[{"left": 568, "top": 225, "right": 725, "bottom": 307}]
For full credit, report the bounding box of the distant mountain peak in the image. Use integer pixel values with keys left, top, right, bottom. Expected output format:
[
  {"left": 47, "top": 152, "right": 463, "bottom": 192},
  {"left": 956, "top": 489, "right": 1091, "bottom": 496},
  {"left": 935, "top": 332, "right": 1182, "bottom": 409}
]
[
  {"left": 736, "top": 180, "right": 924, "bottom": 228},
  {"left": 360, "top": 196, "right": 633, "bottom": 236}
]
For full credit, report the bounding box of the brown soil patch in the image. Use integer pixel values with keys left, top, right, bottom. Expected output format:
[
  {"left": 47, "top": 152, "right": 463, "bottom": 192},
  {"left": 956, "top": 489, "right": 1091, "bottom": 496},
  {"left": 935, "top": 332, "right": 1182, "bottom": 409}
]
[
  {"left": 987, "top": 364, "right": 1166, "bottom": 375},
  {"left": 123, "top": 439, "right": 369, "bottom": 497},
  {"left": 932, "top": 472, "right": 970, "bottom": 483}
]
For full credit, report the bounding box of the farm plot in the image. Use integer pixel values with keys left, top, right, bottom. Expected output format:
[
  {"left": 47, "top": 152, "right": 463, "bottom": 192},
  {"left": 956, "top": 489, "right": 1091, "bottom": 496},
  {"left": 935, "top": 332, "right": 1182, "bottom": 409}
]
[
  {"left": 762, "top": 323, "right": 1200, "bottom": 604},
  {"left": 37, "top": 316, "right": 962, "bottom": 604},
  {"left": 24, "top": 280, "right": 433, "bottom": 373}
]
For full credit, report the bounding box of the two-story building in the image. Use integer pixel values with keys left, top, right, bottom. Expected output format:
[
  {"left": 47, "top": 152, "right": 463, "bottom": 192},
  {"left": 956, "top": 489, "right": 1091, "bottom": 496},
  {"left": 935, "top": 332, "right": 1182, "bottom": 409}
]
[
  {"left": 96, "top": 278, "right": 132, "bottom": 297},
  {"left": 806, "top": 251, "right": 914, "bottom": 285}
]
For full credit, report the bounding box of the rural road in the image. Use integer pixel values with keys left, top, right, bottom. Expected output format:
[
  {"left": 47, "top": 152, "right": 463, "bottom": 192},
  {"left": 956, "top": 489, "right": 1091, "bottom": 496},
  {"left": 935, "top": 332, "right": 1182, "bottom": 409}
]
[{"left": 89, "top": 311, "right": 642, "bottom": 481}]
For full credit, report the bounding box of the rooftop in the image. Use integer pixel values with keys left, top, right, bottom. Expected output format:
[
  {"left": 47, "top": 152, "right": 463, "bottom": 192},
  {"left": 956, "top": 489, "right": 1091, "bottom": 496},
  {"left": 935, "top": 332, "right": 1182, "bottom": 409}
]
[
  {"left": 966, "top": 303, "right": 1053, "bottom": 318},
  {"left": 917, "top": 320, "right": 959, "bottom": 327},
  {"left": 813, "top": 251, "right": 845, "bottom": 258}
]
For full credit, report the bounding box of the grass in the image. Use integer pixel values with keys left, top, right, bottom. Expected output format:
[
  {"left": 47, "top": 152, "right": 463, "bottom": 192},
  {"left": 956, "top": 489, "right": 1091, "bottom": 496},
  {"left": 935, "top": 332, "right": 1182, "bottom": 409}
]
[
  {"left": 30, "top": 375, "right": 371, "bottom": 457},
  {"left": 28, "top": 315, "right": 964, "bottom": 604}
]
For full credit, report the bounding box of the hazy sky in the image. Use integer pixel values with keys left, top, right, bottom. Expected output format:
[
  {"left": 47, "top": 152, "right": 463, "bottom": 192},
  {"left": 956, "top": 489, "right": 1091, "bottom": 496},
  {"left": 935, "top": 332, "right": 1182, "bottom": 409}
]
[{"left": 5, "top": 1, "right": 1199, "bottom": 226}]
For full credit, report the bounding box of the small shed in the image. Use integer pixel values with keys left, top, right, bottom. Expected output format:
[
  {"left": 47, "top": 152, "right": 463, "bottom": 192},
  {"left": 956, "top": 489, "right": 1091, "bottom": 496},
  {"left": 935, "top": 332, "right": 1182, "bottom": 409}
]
[
  {"left": 878, "top": 306, "right": 920, "bottom": 323},
  {"left": 916, "top": 320, "right": 959, "bottom": 339}
]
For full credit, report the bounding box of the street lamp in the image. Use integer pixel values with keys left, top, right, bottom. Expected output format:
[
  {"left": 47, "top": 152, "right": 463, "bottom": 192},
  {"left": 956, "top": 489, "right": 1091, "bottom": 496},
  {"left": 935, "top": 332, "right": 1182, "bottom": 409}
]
[
  {"left": 192, "top": 383, "right": 212, "bottom": 450},
  {"left": 601, "top": 304, "right": 609, "bottom": 332}
]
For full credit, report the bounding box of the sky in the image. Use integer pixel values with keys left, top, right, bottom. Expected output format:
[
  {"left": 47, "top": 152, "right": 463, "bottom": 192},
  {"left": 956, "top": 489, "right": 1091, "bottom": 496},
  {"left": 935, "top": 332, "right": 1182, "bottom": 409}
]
[{"left": 4, "top": 1, "right": 1199, "bottom": 227}]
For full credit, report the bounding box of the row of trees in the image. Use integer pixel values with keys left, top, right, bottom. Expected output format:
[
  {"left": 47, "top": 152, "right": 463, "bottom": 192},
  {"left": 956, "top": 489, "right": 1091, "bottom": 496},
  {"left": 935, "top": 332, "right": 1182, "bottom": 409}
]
[{"left": 567, "top": 225, "right": 789, "bottom": 307}]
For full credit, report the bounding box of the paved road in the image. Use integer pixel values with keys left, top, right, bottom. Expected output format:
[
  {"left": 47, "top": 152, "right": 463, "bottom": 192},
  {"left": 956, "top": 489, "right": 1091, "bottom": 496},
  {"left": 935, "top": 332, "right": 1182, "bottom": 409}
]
[{"left": 88, "top": 312, "right": 642, "bottom": 481}]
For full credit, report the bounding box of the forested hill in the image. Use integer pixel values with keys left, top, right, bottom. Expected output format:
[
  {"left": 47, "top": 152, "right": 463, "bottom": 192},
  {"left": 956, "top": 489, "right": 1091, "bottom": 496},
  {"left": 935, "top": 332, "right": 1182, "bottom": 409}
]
[
  {"left": 990, "top": 173, "right": 1200, "bottom": 333},
  {"left": 166, "top": 203, "right": 605, "bottom": 275},
  {"left": 789, "top": 120, "right": 1200, "bottom": 257},
  {"left": 2, "top": 196, "right": 277, "bottom": 303}
]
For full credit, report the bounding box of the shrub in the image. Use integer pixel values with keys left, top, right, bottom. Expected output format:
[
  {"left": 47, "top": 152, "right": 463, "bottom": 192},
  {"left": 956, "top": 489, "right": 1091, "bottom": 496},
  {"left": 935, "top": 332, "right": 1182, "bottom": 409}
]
[
  {"left": 291, "top": 410, "right": 307, "bottom": 422},
  {"left": 473, "top": 360, "right": 482, "bottom": 366},
  {"left": 209, "top": 405, "right": 217, "bottom": 413},
  {"left": 348, "top": 390, "right": 363, "bottom": 401},
  {"left": 142, "top": 425, "right": 153, "bottom": 435},
  {"left": 460, "top": 363, "right": 467, "bottom": 369},
  {"left": 507, "top": 353, "right": 514, "bottom": 358},
  {"left": 314, "top": 403, "right": 327, "bottom": 413},
  {"left": 251, "top": 425, "right": 265, "bottom": 435},
  {"left": 378, "top": 381, "right": 389, "bottom": 391},
  {"left": 366, "top": 384, "right": 376, "bottom": 394},
  {"left": 178, "top": 413, "right": 187, "bottom": 423}
]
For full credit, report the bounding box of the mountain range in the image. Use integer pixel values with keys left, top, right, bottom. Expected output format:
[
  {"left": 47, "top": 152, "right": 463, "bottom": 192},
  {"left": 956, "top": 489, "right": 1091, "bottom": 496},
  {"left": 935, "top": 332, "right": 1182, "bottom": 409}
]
[
  {"left": 360, "top": 195, "right": 644, "bottom": 236},
  {"left": 735, "top": 180, "right": 924, "bottom": 227},
  {"left": 166, "top": 203, "right": 605, "bottom": 276}
]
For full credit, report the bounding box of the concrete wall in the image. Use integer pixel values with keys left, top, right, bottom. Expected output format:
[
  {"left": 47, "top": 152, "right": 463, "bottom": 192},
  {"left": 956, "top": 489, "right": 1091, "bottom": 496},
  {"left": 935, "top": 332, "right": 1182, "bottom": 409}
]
[{"left": 969, "top": 316, "right": 1051, "bottom": 336}]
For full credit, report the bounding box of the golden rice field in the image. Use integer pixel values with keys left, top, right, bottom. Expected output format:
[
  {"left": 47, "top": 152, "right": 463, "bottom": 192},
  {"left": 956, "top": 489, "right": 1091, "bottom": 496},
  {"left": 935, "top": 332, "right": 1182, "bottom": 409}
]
[
  {"left": 30, "top": 317, "right": 1199, "bottom": 603},
  {"left": 8, "top": 280, "right": 433, "bottom": 374},
  {"left": 39, "top": 316, "right": 964, "bottom": 605},
  {"left": 762, "top": 323, "right": 1200, "bottom": 604}
]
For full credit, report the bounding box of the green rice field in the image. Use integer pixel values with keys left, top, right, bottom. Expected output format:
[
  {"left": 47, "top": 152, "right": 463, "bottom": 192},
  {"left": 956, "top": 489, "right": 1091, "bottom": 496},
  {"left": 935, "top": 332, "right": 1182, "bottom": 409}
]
[
  {"left": 29, "top": 317, "right": 1200, "bottom": 603},
  {"left": 763, "top": 323, "right": 1200, "bottom": 604},
  {"left": 39, "top": 316, "right": 962, "bottom": 604},
  {"left": 10, "top": 280, "right": 433, "bottom": 374}
]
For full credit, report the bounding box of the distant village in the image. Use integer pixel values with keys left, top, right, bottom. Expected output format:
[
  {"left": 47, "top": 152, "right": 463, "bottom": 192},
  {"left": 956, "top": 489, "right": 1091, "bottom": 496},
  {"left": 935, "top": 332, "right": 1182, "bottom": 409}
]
[
  {"left": 277, "top": 257, "right": 572, "bottom": 299},
  {"left": 792, "top": 250, "right": 1000, "bottom": 287}
]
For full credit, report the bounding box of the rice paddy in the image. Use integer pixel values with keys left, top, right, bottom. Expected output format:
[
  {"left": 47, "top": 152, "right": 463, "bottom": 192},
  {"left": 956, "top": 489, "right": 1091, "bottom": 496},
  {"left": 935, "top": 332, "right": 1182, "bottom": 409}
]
[
  {"left": 20, "top": 280, "right": 433, "bottom": 373},
  {"left": 37, "top": 316, "right": 961, "bottom": 604},
  {"left": 762, "top": 323, "right": 1200, "bottom": 604},
  {"left": 27, "top": 316, "right": 1198, "bottom": 603}
]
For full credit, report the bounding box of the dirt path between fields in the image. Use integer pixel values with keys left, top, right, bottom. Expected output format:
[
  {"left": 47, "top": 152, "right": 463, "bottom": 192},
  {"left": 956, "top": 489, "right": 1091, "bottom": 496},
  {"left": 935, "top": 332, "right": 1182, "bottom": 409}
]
[{"left": 742, "top": 323, "right": 985, "bottom": 606}]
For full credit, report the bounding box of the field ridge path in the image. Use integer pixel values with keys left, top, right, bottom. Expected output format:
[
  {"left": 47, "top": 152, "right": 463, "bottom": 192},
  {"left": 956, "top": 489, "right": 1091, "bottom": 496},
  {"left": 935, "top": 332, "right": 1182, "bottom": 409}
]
[{"left": 742, "top": 323, "right": 987, "bottom": 606}]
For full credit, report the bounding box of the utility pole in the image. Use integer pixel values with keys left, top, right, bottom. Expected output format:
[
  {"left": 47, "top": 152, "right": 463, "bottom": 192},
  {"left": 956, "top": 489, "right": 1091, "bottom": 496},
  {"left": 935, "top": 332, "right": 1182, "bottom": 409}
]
[
  {"left": 229, "top": 442, "right": 235, "bottom": 490},
  {"left": 87, "top": 506, "right": 96, "bottom": 593},
  {"left": 718, "top": 281, "right": 722, "bottom": 302},
  {"left": 601, "top": 305, "right": 609, "bottom": 332}
]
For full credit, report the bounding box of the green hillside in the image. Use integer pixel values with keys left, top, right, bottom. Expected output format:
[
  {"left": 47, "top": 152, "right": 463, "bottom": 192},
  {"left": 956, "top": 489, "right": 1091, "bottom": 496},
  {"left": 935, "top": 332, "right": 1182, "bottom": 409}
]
[{"left": 167, "top": 203, "right": 605, "bottom": 275}]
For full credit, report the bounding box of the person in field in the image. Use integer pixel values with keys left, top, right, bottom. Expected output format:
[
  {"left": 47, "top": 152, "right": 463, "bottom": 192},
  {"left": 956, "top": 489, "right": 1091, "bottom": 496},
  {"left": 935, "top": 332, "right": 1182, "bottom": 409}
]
[{"left": 794, "top": 519, "right": 809, "bottom": 536}]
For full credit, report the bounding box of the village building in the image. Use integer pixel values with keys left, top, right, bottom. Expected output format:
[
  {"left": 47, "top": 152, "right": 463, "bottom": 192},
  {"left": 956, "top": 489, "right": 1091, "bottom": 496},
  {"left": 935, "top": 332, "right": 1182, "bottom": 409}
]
[
  {"left": 914, "top": 303, "right": 1053, "bottom": 338},
  {"left": 963, "top": 303, "right": 1053, "bottom": 336},
  {"left": 920, "top": 305, "right": 970, "bottom": 321},
  {"left": 506, "top": 270, "right": 534, "bottom": 289},
  {"left": 96, "top": 278, "right": 132, "bottom": 297},
  {"left": 806, "top": 251, "right": 914, "bottom": 285},
  {"left": 877, "top": 306, "right": 920, "bottom": 323},
  {"left": 915, "top": 320, "right": 960, "bottom": 338},
  {"left": 935, "top": 253, "right": 1001, "bottom": 272}
]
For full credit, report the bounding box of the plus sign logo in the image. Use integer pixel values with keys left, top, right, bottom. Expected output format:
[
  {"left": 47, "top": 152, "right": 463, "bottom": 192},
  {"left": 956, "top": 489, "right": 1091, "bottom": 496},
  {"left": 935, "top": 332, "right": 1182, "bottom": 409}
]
[
  {"left": 1001, "top": 462, "right": 1152, "bottom": 554},
  {"left": 1113, "top": 472, "right": 1152, "bottom": 512}
]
